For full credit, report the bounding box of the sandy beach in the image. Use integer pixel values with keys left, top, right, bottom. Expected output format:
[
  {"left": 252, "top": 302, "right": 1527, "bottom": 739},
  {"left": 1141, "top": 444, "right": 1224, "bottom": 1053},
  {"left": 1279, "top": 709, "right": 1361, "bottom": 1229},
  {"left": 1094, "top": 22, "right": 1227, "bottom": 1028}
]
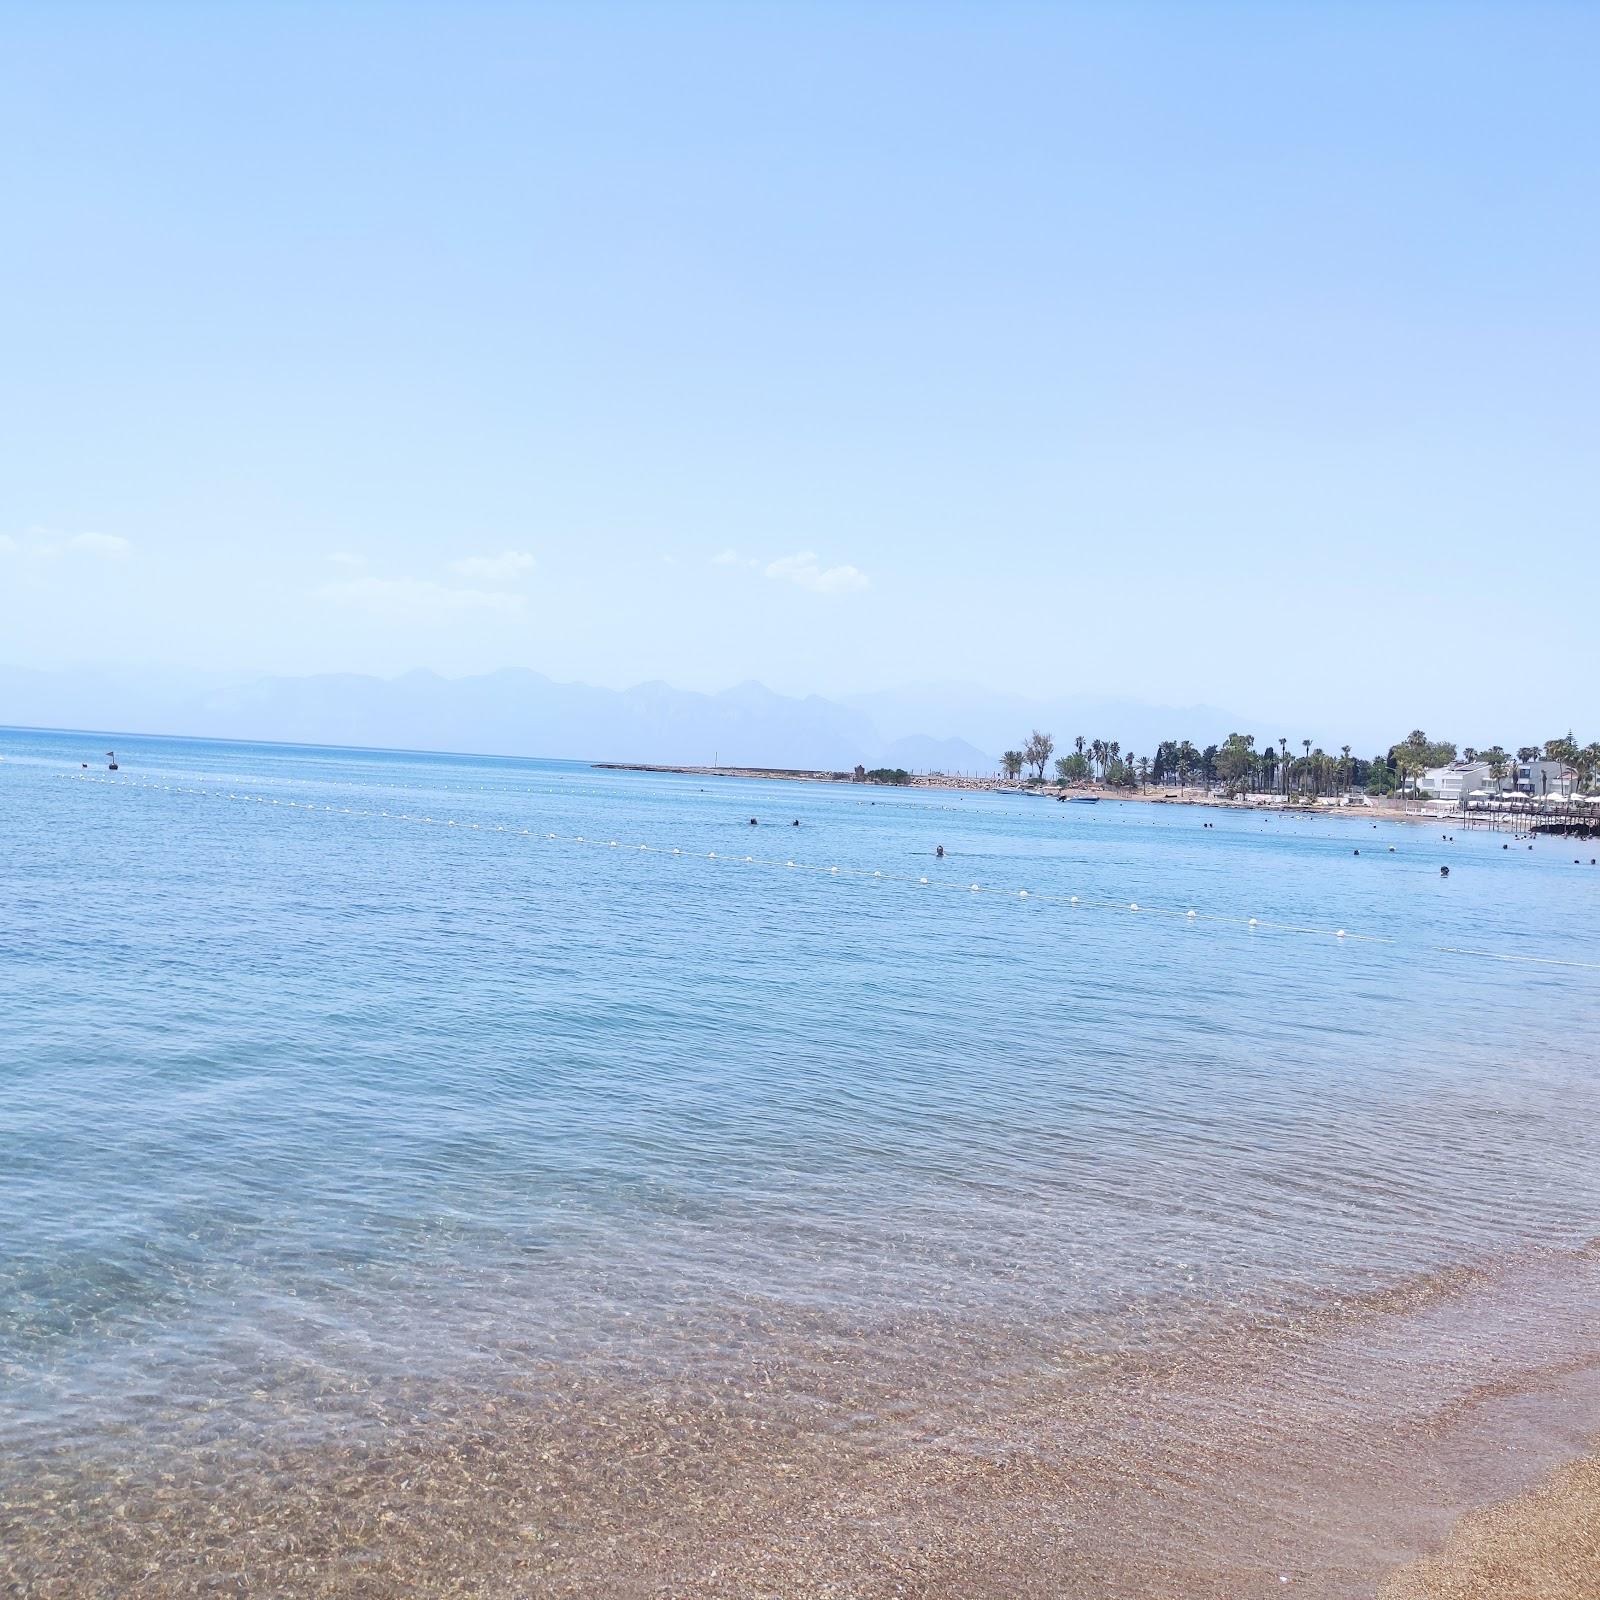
[{"left": 1382, "top": 1452, "right": 1600, "bottom": 1599}]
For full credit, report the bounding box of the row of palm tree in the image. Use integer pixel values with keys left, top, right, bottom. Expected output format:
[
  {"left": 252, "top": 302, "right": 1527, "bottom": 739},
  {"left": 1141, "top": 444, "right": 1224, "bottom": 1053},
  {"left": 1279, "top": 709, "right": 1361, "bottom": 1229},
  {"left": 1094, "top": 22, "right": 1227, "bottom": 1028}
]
[{"left": 996, "top": 728, "right": 1598, "bottom": 798}]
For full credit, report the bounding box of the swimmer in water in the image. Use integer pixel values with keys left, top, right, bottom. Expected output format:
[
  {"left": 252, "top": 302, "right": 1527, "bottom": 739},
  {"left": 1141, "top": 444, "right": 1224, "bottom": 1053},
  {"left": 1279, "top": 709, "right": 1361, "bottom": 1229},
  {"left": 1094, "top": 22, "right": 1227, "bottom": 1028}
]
[{"left": 935, "top": 844, "right": 945, "bottom": 858}]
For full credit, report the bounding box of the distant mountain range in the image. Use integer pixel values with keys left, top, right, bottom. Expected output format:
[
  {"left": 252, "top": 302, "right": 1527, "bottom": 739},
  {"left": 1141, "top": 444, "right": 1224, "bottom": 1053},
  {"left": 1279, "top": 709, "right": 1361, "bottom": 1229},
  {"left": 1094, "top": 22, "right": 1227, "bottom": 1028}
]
[{"left": 0, "top": 663, "right": 1252, "bottom": 773}]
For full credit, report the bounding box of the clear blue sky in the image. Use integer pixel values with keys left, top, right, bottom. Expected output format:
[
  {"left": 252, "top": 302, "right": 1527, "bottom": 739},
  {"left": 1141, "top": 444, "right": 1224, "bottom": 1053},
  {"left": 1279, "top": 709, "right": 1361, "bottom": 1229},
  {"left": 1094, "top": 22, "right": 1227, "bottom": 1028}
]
[{"left": 2, "top": 2, "right": 1595, "bottom": 745}]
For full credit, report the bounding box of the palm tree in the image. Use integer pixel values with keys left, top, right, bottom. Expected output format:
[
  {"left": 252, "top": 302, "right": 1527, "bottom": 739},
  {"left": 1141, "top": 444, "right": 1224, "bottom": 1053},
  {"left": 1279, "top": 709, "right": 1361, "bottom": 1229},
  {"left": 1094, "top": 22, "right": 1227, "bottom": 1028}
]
[
  {"left": 1001, "top": 750, "right": 1024, "bottom": 781},
  {"left": 1279, "top": 738, "right": 1289, "bottom": 797}
]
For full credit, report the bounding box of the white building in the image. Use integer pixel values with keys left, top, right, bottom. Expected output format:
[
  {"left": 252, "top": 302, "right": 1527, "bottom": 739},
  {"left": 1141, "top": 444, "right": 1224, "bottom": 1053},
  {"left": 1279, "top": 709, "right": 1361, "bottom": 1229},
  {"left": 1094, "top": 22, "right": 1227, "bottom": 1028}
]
[
  {"left": 1512, "top": 758, "right": 1575, "bottom": 798},
  {"left": 1421, "top": 756, "right": 1577, "bottom": 803},
  {"left": 1420, "top": 760, "right": 1492, "bottom": 803}
]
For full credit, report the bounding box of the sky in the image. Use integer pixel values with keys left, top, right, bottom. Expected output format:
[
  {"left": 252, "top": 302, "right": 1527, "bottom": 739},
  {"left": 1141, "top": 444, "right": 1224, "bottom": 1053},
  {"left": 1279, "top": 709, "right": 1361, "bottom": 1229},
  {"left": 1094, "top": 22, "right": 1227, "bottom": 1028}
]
[{"left": 2, "top": 1, "right": 1596, "bottom": 749}]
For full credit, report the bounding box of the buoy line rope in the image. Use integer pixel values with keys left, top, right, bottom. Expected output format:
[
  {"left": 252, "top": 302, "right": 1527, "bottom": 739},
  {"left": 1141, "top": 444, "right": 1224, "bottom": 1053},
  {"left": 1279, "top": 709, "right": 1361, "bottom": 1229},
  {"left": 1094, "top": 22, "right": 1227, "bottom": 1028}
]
[{"left": 56, "top": 773, "right": 1600, "bottom": 971}]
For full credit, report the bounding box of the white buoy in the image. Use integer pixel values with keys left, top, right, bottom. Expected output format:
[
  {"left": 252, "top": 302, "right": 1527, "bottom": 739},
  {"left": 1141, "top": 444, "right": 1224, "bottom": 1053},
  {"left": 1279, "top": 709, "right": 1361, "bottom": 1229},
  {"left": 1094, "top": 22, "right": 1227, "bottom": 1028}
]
[
  {"left": 1187, "top": 909, "right": 1196, "bottom": 918},
  {"left": 1019, "top": 890, "right": 1028, "bottom": 898},
  {"left": 873, "top": 870, "right": 882, "bottom": 877},
  {"left": 1130, "top": 902, "right": 1139, "bottom": 911},
  {"left": 1070, "top": 895, "right": 1078, "bottom": 904},
  {"left": 1336, "top": 929, "right": 1346, "bottom": 938},
  {"left": 970, "top": 883, "right": 980, "bottom": 891},
  {"left": 830, "top": 866, "right": 839, "bottom": 873},
  {"left": 708, "top": 851, "right": 716, "bottom": 858},
  {"left": 920, "top": 876, "right": 928, "bottom": 884},
  {"left": 1249, "top": 917, "right": 1259, "bottom": 926}
]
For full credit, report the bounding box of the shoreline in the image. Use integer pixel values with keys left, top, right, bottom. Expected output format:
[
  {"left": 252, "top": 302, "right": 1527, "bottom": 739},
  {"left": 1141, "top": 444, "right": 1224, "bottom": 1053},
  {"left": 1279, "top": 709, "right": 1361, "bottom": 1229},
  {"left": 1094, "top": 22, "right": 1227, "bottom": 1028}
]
[
  {"left": 8, "top": 1243, "right": 1597, "bottom": 1598},
  {"left": 592, "top": 761, "right": 1441, "bottom": 824},
  {"left": 1382, "top": 1449, "right": 1600, "bottom": 1599}
]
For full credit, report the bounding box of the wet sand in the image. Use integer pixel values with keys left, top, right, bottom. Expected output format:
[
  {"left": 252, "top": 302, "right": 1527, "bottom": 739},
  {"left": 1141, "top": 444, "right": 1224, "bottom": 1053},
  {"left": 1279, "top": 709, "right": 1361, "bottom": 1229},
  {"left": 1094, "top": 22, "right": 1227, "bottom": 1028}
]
[{"left": 1382, "top": 1454, "right": 1600, "bottom": 1599}]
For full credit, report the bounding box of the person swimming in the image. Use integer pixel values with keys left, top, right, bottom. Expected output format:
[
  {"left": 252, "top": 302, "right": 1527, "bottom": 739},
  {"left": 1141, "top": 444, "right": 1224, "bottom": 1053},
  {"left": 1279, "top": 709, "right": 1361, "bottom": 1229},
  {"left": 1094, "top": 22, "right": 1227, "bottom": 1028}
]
[
  {"left": 935, "top": 844, "right": 945, "bottom": 858},
  {"left": 749, "top": 817, "right": 758, "bottom": 825},
  {"left": 792, "top": 819, "right": 800, "bottom": 827}
]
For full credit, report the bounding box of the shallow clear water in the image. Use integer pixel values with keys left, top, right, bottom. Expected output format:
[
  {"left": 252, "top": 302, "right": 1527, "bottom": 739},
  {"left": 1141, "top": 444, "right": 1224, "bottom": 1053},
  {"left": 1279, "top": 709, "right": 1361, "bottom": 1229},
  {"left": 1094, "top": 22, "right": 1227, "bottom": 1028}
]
[{"left": 3, "top": 726, "right": 1598, "bottom": 1596}]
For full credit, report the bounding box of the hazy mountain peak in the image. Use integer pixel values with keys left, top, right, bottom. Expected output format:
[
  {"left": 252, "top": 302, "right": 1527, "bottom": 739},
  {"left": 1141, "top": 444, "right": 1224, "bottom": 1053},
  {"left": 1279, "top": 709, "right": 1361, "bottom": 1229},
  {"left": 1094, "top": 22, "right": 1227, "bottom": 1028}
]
[{"left": 0, "top": 663, "right": 1260, "bottom": 772}]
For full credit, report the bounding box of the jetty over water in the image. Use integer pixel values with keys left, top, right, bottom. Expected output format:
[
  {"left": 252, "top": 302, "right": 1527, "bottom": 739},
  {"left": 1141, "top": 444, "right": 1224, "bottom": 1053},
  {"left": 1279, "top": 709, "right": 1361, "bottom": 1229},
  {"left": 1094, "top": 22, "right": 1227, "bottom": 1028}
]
[{"left": 1458, "top": 795, "right": 1600, "bottom": 839}]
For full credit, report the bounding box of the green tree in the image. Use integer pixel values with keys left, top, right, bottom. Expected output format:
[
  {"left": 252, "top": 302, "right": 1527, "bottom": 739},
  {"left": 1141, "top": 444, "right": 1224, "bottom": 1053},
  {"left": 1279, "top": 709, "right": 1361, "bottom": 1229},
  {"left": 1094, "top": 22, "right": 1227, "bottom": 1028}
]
[
  {"left": 1215, "top": 732, "right": 1255, "bottom": 796},
  {"left": 1578, "top": 742, "right": 1600, "bottom": 793},
  {"left": 1001, "top": 750, "right": 1024, "bottom": 780},
  {"left": 1543, "top": 733, "right": 1579, "bottom": 794},
  {"left": 1479, "top": 746, "right": 1509, "bottom": 790}
]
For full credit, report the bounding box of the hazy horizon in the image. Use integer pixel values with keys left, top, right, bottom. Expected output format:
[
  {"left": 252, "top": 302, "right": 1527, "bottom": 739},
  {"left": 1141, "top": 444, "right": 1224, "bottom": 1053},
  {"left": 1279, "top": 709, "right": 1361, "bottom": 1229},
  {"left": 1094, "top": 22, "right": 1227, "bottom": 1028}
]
[{"left": 4, "top": 656, "right": 1580, "bottom": 771}]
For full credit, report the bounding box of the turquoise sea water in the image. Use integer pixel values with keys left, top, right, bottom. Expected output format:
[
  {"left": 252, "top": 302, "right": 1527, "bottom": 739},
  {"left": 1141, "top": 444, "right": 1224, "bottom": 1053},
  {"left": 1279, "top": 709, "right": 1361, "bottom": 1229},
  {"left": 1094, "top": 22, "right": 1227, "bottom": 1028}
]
[{"left": 3, "top": 725, "right": 1599, "bottom": 1596}]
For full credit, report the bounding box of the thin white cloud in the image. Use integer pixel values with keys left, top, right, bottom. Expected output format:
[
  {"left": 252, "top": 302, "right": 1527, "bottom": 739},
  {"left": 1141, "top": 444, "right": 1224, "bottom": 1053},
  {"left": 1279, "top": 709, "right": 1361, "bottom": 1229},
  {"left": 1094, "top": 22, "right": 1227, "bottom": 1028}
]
[
  {"left": 2, "top": 527, "right": 131, "bottom": 560},
  {"left": 450, "top": 550, "right": 536, "bottom": 583},
  {"left": 316, "top": 575, "right": 526, "bottom": 624},
  {"left": 763, "top": 551, "right": 870, "bottom": 594},
  {"left": 62, "top": 531, "right": 131, "bottom": 558},
  {"left": 710, "top": 547, "right": 744, "bottom": 566},
  {"left": 326, "top": 550, "right": 368, "bottom": 571}
]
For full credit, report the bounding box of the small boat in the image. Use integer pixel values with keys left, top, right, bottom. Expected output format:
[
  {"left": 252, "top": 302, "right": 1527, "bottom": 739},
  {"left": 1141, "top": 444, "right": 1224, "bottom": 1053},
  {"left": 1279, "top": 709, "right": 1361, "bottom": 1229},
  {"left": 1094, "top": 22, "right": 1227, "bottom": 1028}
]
[{"left": 1067, "top": 795, "right": 1099, "bottom": 804}]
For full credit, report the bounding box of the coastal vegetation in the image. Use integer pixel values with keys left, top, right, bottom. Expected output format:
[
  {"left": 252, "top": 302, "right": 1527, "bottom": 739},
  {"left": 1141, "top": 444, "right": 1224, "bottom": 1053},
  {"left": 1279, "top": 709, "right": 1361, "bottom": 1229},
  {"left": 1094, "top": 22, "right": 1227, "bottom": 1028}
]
[{"left": 994, "top": 729, "right": 1600, "bottom": 799}]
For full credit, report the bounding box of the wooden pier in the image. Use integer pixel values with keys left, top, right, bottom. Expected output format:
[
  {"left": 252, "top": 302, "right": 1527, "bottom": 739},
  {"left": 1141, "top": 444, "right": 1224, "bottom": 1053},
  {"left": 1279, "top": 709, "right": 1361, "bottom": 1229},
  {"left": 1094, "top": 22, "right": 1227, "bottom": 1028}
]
[{"left": 1458, "top": 796, "right": 1600, "bottom": 840}]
